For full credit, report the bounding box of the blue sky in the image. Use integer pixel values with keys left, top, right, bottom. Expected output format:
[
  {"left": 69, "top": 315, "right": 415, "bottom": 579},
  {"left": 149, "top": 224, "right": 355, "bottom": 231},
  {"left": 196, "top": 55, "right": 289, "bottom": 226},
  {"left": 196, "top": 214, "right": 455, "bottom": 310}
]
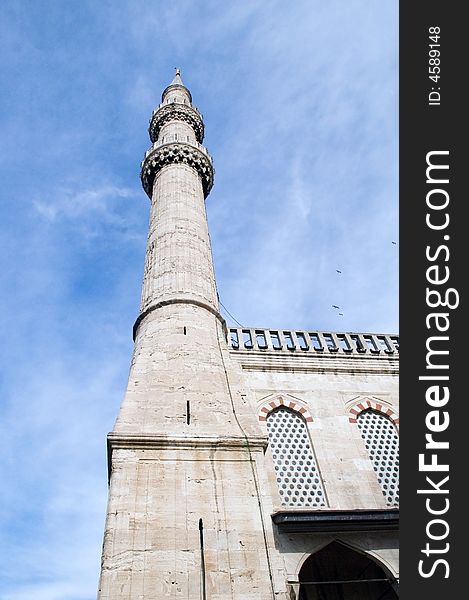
[{"left": 0, "top": 1, "right": 398, "bottom": 598}]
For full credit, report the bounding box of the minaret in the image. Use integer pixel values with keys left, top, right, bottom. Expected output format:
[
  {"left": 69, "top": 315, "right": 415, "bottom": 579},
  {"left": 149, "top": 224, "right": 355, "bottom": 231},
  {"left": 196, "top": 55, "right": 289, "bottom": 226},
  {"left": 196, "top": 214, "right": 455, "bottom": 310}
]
[
  {"left": 113, "top": 69, "right": 243, "bottom": 436},
  {"left": 98, "top": 71, "right": 275, "bottom": 599},
  {"left": 139, "top": 68, "right": 218, "bottom": 318}
]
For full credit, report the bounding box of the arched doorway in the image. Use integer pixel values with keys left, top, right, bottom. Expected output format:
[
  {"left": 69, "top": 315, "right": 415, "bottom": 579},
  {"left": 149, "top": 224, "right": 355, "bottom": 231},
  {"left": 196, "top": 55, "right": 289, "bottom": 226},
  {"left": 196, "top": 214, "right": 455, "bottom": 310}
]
[{"left": 298, "top": 541, "right": 398, "bottom": 599}]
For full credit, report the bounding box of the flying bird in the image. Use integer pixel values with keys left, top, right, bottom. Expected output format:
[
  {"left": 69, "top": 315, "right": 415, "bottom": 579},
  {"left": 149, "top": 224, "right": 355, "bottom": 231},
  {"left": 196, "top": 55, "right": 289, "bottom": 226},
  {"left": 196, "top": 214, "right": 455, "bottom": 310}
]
[
  {"left": 332, "top": 305, "right": 340, "bottom": 309},
  {"left": 336, "top": 269, "right": 342, "bottom": 273},
  {"left": 339, "top": 313, "right": 344, "bottom": 316},
  {"left": 392, "top": 241, "right": 397, "bottom": 245}
]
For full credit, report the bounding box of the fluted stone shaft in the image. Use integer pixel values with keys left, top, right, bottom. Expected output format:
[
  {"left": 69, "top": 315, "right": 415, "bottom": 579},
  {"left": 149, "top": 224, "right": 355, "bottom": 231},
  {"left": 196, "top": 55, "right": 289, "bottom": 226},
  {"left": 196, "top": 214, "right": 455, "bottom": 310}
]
[{"left": 140, "top": 163, "right": 218, "bottom": 312}]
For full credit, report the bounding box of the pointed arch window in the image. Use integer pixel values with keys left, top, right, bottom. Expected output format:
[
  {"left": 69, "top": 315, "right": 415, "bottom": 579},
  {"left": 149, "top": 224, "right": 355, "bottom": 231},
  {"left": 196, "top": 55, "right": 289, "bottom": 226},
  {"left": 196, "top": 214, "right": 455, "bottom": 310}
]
[
  {"left": 357, "top": 409, "right": 399, "bottom": 506},
  {"left": 266, "top": 407, "right": 326, "bottom": 507}
]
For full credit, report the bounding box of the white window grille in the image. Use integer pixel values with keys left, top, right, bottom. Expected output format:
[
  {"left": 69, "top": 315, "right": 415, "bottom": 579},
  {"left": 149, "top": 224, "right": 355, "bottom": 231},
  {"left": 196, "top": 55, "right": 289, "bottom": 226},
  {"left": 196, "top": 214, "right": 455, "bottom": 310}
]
[
  {"left": 357, "top": 410, "right": 399, "bottom": 506},
  {"left": 266, "top": 407, "right": 326, "bottom": 507}
]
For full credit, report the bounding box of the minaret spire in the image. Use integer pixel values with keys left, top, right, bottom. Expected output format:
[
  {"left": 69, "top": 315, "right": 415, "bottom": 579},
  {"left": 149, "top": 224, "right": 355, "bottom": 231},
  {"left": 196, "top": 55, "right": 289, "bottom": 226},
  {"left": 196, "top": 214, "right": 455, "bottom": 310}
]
[{"left": 161, "top": 66, "right": 192, "bottom": 103}]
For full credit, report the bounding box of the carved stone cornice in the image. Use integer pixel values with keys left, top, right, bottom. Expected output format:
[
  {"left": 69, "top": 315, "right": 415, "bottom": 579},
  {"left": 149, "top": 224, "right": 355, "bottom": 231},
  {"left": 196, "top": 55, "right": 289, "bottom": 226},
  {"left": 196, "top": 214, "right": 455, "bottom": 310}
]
[
  {"left": 140, "top": 142, "right": 214, "bottom": 199},
  {"left": 108, "top": 433, "right": 268, "bottom": 452},
  {"left": 149, "top": 103, "right": 204, "bottom": 143}
]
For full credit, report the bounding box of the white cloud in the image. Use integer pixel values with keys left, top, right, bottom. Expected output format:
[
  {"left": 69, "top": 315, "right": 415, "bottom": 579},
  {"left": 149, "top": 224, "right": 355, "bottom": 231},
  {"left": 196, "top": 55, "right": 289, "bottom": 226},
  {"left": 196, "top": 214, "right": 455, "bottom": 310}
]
[{"left": 33, "top": 185, "right": 136, "bottom": 222}]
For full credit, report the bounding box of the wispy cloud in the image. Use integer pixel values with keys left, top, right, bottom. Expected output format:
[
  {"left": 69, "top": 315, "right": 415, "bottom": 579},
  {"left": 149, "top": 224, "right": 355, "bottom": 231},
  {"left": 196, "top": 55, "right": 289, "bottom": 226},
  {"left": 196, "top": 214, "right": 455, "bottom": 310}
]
[{"left": 33, "top": 185, "right": 136, "bottom": 222}]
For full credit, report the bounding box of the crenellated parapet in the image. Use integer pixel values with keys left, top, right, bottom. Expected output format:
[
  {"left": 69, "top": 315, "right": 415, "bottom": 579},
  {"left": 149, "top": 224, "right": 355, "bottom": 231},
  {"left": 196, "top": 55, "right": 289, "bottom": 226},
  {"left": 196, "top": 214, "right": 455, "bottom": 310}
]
[
  {"left": 149, "top": 102, "right": 205, "bottom": 143},
  {"left": 140, "top": 140, "right": 214, "bottom": 199},
  {"left": 229, "top": 327, "right": 399, "bottom": 355}
]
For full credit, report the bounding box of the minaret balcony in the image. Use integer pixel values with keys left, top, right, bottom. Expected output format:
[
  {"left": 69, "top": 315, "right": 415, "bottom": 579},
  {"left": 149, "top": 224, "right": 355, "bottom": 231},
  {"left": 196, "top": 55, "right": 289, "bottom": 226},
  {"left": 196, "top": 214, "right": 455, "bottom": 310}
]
[
  {"left": 149, "top": 101, "right": 204, "bottom": 143},
  {"left": 140, "top": 139, "right": 214, "bottom": 199}
]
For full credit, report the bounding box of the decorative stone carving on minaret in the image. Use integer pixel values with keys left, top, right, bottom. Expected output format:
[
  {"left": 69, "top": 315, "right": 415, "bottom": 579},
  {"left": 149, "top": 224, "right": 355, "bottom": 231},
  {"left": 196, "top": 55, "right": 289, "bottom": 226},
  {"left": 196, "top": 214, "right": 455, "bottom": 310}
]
[
  {"left": 141, "top": 143, "right": 214, "bottom": 198},
  {"left": 140, "top": 69, "right": 213, "bottom": 199}
]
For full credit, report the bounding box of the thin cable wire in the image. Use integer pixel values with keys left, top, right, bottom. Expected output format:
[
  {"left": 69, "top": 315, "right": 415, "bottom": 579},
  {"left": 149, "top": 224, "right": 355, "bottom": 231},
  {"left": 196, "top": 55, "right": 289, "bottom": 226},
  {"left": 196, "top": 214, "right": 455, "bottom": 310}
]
[
  {"left": 214, "top": 318, "right": 276, "bottom": 599},
  {"left": 219, "top": 300, "right": 244, "bottom": 328}
]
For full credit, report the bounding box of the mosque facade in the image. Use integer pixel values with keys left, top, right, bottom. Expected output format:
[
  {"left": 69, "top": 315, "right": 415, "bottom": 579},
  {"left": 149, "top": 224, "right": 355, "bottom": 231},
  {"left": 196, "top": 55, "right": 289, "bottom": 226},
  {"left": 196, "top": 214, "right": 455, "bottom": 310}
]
[{"left": 97, "top": 71, "right": 399, "bottom": 600}]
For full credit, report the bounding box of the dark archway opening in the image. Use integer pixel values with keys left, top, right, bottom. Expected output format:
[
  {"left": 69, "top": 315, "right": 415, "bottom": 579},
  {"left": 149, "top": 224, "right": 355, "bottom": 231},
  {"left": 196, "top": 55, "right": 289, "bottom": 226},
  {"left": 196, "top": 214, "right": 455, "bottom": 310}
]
[{"left": 298, "top": 541, "right": 398, "bottom": 599}]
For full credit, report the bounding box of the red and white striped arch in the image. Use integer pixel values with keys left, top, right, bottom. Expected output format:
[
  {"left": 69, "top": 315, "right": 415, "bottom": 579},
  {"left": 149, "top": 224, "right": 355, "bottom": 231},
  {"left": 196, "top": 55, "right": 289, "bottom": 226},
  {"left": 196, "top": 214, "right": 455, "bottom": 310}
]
[
  {"left": 347, "top": 397, "right": 399, "bottom": 428},
  {"left": 258, "top": 394, "right": 314, "bottom": 423}
]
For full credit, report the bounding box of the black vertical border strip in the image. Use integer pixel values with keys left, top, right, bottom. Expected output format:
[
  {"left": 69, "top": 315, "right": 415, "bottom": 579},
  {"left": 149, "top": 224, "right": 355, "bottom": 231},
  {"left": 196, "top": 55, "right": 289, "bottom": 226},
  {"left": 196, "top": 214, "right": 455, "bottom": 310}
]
[{"left": 400, "top": 2, "right": 464, "bottom": 597}]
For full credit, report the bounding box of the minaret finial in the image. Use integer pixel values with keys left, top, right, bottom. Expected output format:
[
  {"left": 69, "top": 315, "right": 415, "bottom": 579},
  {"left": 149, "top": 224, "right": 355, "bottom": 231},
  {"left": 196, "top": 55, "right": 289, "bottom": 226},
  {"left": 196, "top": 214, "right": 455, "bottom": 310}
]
[{"left": 170, "top": 68, "right": 183, "bottom": 86}]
